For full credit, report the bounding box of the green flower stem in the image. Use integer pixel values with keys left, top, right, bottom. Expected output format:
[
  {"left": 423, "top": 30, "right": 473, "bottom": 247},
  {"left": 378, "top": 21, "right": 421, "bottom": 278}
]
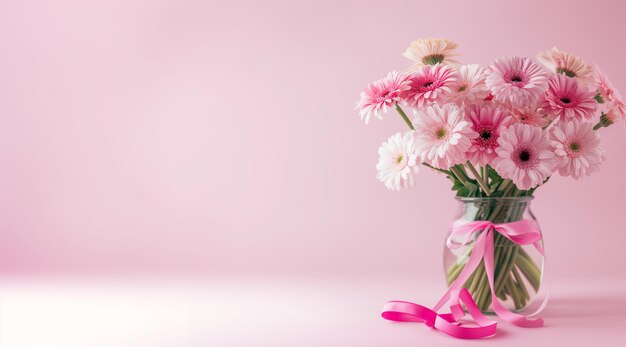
[
  {"left": 422, "top": 162, "right": 450, "bottom": 175},
  {"left": 447, "top": 262, "right": 465, "bottom": 285},
  {"left": 468, "top": 262, "right": 485, "bottom": 294},
  {"left": 463, "top": 271, "right": 477, "bottom": 289},
  {"left": 474, "top": 277, "right": 488, "bottom": 310},
  {"left": 466, "top": 162, "right": 492, "bottom": 196},
  {"left": 516, "top": 282, "right": 528, "bottom": 309},
  {"left": 494, "top": 245, "right": 519, "bottom": 294},
  {"left": 394, "top": 103, "right": 414, "bottom": 130},
  {"left": 446, "top": 261, "right": 459, "bottom": 277},
  {"left": 506, "top": 277, "right": 523, "bottom": 310},
  {"left": 514, "top": 257, "right": 540, "bottom": 292},
  {"left": 512, "top": 266, "right": 530, "bottom": 301},
  {"left": 450, "top": 166, "right": 469, "bottom": 185},
  {"left": 479, "top": 277, "right": 496, "bottom": 310},
  {"left": 518, "top": 254, "right": 542, "bottom": 290},
  {"left": 498, "top": 179, "right": 512, "bottom": 192},
  {"left": 496, "top": 283, "right": 508, "bottom": 301},
  {"left": 516, "top": 254, "right": 541, "bottom": 292},
  {"left": 493, "top": 242, "right": 504, "bottom": 278},
  {"left": 593, "top": 112, "right": 613, "bottom": 130},
  {"left": 457, "top": 165, "right": 472, "bottom": 182}
]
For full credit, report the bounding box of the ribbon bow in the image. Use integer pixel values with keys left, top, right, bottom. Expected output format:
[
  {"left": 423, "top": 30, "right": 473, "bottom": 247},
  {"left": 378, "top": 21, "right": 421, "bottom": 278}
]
[{"left": 382, "top": 220, "right": 545, "bottom": 339}]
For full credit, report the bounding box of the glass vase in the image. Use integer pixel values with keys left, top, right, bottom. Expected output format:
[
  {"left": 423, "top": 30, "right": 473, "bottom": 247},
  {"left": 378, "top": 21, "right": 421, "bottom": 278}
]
[{"left": 444, "top": 196, "right": 547, "bottom": 314}]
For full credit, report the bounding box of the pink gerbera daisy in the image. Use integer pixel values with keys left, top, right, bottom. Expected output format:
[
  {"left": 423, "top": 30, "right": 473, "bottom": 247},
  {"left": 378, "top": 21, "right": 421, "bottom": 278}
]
[
  {"left": 549, "top": 120, "right": 604, "bottom": 179},
  {"left": 447, "top": 64, "right": 490, "bottom": 106},
  {"left": 356, "top": 71, "right": 411, "bottom": 124},
  {"left": 402, "top": 64, "right": 456, "bottom": 109},
  {"left": 493, "top": 124, "right": 556, "bottom": 190},
  {"left": 509, "top": 105, "right": 551, "bottom": 127},
  {"left": 593, "top": 65, "right": 626, "bottom": 122},
  {"left": 485, "top": 56, "right": 549, "bottom": 106},
  {"left": 608, "top": 100, "right": 626, "bottom": 122},
  {"left": 537, "top": 47, "right": 593, "bottom": 81},
  {"left": 465, "top": 103, "right": 513, "bottom": 166},
  {"left": 412, "top": 104, "right": 477, "bottom": 169},
  {"left": 593, "top": 65, "right": 621, "bottom": 104},
  {"left": 403, "top": 38, "right": 461, "bottom": 67},
  {"left": 542, "top": 74, "right": 597, "bottom": 122}
]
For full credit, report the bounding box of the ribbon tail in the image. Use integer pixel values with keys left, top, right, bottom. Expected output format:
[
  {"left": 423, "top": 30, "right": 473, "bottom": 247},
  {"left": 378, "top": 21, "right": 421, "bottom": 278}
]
[
  {"left": 483, "top": 229, "right": 544, "bottom": 328},
  {"left": 381, "top": 292, "right": 498, "bottom": 339},
  {"left": 432, "top": 231, "right": 486, "bottom": 312}
]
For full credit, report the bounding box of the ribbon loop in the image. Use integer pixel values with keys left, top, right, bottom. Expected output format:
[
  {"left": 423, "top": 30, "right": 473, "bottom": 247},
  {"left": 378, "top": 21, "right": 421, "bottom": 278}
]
[{"left": 382, "top": 219, "right": 545, "bottom": 339}]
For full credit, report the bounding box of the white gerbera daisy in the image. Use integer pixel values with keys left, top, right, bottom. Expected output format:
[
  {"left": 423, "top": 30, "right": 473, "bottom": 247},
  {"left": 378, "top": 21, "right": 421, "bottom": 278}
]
[{"left": 376, "top": 132, "right": 420, "bottom": 191}]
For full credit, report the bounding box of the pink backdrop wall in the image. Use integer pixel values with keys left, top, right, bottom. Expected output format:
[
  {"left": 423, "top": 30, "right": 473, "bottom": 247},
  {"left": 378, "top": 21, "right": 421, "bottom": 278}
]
[{"left": 1, "top": 0, "right": 625, "bottom": 278}]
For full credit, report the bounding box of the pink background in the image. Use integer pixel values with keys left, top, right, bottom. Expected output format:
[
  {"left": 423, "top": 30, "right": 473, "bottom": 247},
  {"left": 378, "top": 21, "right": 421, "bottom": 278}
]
[{"left": 1, "top": 0, "right": 626, "bottom": 280}]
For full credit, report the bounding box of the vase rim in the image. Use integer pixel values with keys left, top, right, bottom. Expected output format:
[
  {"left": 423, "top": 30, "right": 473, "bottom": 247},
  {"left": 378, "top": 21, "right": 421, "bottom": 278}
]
[{"left": 455, "top": 196, "right": 534, "bottom": 202}]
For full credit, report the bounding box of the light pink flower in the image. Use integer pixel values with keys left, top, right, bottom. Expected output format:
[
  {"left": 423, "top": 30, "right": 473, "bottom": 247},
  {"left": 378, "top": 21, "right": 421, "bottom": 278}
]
[
  {"left": 605, "top": 100, "right": 626, "bottom": 124},
  {"left": 593, "top": 65, "right": 621, "bottom": 104},
  {"left": 447, "top": 64, "right": 490, "bottom": 106},
  {"left": 549, "top": 120, "right": 604, "bottom": 179},
  {"left": 356, "top": 71, "right": 411, "bottom": 124},
  {"left": 537, "top": 47, "right": 593, "bottom": 81},
  {"left": 465, "top": 103, "right": 513, "bottom": 166},
  {"left": 542, "top": 74, "right": 597, "bottom": 122},
  {"left": 485, "top": 56, "right": 549, "bottom": 106},
  {"left": 412, "top": 104, "right": 477, "bottom": 169},
  {"left": 403, "top": 38, "right": 461, "bottom": 66},
  {"left": 593, "top": 65, "right": 626, "bottom": 122},
  {"left": 493, "top": 124, "right": 555, "bottom": 190},
  {"left": 509, "top": 105, "right": 551, "bottom": 127},
  {"left": 376, "top": 132, "right": 420, "bottom": 191},
  {"left": 402, "top": 64, "right": 456, "bottom": 109}
]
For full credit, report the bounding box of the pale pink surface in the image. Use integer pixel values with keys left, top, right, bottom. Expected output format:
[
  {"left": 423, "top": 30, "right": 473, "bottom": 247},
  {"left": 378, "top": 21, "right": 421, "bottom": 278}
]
[{"left": 1, "top": 276, "right": 626, "bottom": 346}]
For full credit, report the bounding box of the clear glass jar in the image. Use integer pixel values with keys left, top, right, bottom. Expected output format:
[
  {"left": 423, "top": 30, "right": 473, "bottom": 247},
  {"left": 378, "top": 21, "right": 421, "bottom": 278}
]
[{"left": 444, "top": 196, "right": 547, "bottom": 314}]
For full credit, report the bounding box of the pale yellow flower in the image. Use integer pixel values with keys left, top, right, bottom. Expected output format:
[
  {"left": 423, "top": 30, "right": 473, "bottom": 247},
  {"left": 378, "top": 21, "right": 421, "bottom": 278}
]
[{"left": 403, "top": 38, "right": 461, "bottom": 67}]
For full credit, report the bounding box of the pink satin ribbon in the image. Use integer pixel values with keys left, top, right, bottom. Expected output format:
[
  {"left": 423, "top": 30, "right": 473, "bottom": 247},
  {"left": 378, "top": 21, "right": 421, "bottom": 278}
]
[{"left": 382, "top": 220, "right": 545, "bottom": 339}]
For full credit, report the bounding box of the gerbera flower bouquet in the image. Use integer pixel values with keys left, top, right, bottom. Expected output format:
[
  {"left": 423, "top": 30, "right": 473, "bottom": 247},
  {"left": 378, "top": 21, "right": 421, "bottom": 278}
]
[{"left": 356, "top": 38, "right": 624, "bottom": 334}]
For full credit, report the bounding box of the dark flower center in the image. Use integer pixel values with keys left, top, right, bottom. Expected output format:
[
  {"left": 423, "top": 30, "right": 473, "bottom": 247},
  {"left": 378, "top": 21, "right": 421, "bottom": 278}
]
[
  {"left": 480, "top": 130, "right": 492, "bottom": 140},
  {"left": 423, "top": 81, "right": 434, "bottom": 88},
  {"left": 560, "top": 97, "right": 571, "bottom": 104},
  {"left": 519, "top": 150, "right": 531, "bottom": 162},
  {"left": 435, "top": 128, "right": 447, "bottom": 139},
  {"left": 510, "top": 75, "right": 523, "bottom": 83},
  {"left": 569, "top": 142, "right": 581, "bottom": 152}
]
